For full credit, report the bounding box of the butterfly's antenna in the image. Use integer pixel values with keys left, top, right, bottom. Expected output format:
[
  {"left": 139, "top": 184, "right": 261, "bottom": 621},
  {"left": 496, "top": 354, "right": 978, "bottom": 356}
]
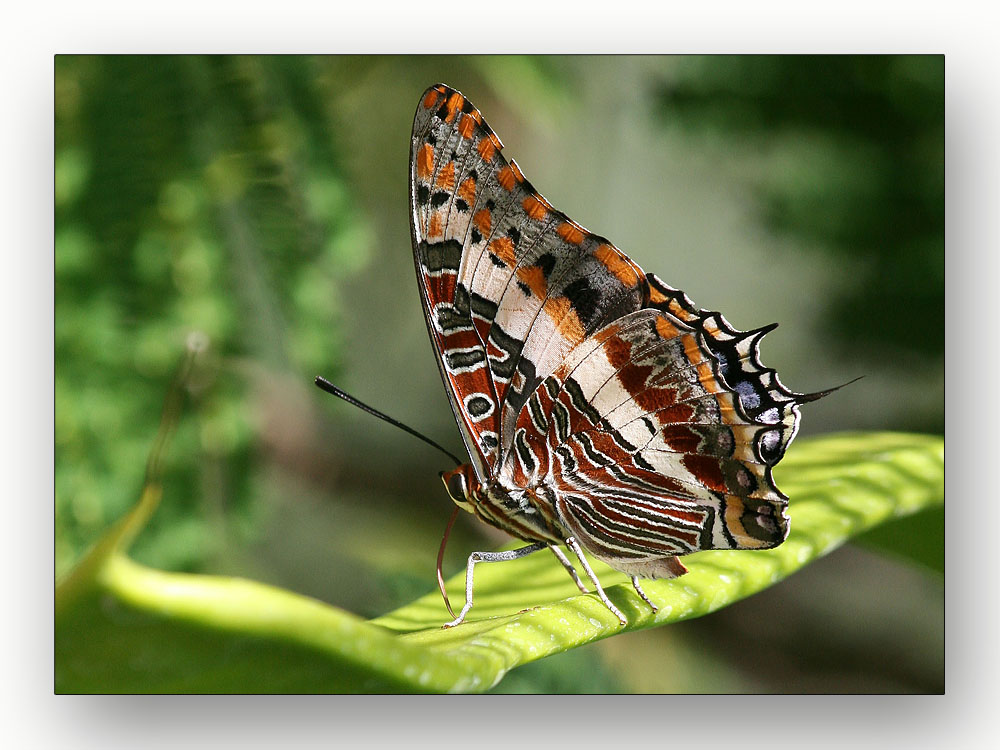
[
  {"left": 436, "top": 506, "right": 460, "bottom": 619},
  {"left": 314, "top": 376, "right": 464, "bottom": 466}
]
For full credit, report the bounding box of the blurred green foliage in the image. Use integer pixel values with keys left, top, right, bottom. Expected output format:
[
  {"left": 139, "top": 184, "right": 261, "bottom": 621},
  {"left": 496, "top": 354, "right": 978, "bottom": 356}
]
[
  {"left": 658, "top": 56, "right": 943, "bottom": 430},
  {"left": 55, "top": 55, "right": 943, "bottom": 693},
  {"left": 55, "top": 56, "right": 373, "bottom": 575}
]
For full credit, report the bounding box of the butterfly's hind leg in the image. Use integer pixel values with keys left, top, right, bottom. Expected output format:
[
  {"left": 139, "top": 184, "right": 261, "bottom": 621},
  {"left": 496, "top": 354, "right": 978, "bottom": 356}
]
[
  {"left": 443, "top": 542, "right": 547, "bottom": 628},
  {"left": 630, "top": 576, "right": 658, "bottom": 613},
  {"left": 548, "top": 545, "right": 589, "bottom": 593},
  {"left": 564, "top": 537, "right": 627, "bottom": 626}
]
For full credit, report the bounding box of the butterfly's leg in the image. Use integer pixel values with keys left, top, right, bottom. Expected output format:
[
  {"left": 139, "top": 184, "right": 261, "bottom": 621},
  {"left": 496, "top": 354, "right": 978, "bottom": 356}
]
[
  {"left": 564, "top": 537, "right": 627, "bottom": 626},
  {"left": 443, "top": 542, "right": 547, "bottom": 628},
  {"left": 548, "top": 545, "right": 589, "bottom": 593},
  {"left": 630, "top": 576, "right": 658, "bottom": 613}
]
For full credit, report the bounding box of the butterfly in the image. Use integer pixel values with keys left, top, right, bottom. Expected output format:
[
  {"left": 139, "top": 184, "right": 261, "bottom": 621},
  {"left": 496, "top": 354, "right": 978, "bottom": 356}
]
[{"left": 410, "top": 83, "right": 819, "bottom": 627}]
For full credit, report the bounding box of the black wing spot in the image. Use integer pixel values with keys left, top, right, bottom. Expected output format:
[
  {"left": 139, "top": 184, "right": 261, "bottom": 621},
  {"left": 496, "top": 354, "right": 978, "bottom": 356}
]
[
  {"left": 416, "top": 185, "right": 430, "bottom": 205},
  {"left": 515, "top": 430, "right": 537, "bottom": 474},
  {"left": 470, "top": 292, "right": 498, "bottom": 319},
  {"left": 455, "top": 198, "right": 469, "bottom": 213},
  {"left": 445, "top": 348, "right": 485, "bottom": 370},
  {"left": 431, "top": 191, "right": 450, "bottom": 208},
  {"left": 465, "top": 395, "right": 494, "bottom": 418},
  {"left": 418, "top": 239, "right": 462, "bottom": 273},
  {"left": 436, "top": 304, "right": 468, "bottom": 332},
  {"left": 536, "top": 252, "right": 557, "bottom": 277},
  {"left": 562, "top": 277, "right": 602, "bottom": 330}
]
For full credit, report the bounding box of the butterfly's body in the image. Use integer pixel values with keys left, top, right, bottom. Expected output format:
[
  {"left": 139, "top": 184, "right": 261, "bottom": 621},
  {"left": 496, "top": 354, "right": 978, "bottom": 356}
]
[
  {"left": 443, "top": 464, "right": 564, "bottom": 543},
  {"left": 409, "top": 84, "right": 810, "bottom": 626}
]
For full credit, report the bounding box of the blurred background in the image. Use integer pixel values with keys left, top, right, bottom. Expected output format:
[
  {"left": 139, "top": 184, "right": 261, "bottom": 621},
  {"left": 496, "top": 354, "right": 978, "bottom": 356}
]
[{"left": 55, "top": 55, "right": 943, "bottom": 692}]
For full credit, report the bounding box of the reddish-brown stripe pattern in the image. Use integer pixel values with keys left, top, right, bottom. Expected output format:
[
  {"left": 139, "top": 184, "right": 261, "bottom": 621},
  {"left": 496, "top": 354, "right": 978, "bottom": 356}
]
[
  {"left": 594, "top": 244, "right": 641, "bottom": 287},
  {"left": 427, "top": 212, "right": 443, "bottom": 240},
  {"left": 422, "top": 89, "right": 441, "bottom": 109},
  {"left": 444, "top": 91, "right": 463, "bottom": 122},
  {"left": 516, "top": 265, "right": 547, "bottom": 297},
  {"left": 489, "top": 236, "right": 516, "bottom": 266}
]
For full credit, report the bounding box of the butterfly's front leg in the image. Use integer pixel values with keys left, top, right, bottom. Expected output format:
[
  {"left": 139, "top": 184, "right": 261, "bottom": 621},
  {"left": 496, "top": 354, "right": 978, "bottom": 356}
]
[{"left": 443, "top": 542, "right": 548, "bottom": 628}]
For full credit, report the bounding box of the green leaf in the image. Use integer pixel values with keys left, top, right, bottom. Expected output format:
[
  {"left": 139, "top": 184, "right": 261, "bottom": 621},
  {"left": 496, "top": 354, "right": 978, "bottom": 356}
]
[
  {"left": 852, "top": 505, "right": 944, "bottom": 574},
  {"left": 55, "top": 431, "right": 943, "bottom": 693}
]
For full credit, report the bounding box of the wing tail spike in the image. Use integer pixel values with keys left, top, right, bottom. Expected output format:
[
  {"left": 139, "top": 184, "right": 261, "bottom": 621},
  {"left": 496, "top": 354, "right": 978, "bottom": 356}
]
[
  {"left": 743, "top": 321, "right": 779, "bottom": 340},
  {"left": 794, "top": 375, "right": 864, "bottom": 405},
  {"left": 732, "top": 321, "right": 779, "bottom": 352}
]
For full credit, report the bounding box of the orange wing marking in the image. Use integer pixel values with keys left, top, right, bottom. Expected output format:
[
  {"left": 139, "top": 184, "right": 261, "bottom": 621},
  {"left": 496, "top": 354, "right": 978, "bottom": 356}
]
[
  {"left": 473, "top": 209, "right": 491, "bottom": 235},
  {"left": 594, "top": 244, "right": 640, "bottom": 287},
  {"left": 436, "top": 161, "right": 456, "bottom": 191},
  {"left": 497, "top": 165, "right": 516, "bottom": 192},
  {"left": 458, "top": 113, "right": 476, "bottom": 139},
  {"left": 557, "top": 222, "right": 585, "bottom": 245},
  {"left": 417, "top": 143, "right": 434, "bottom": 179},
  {"left": 522, "top": 194, "right": 548, "bottom": 221},
  {"left": 458, "top": 177, "right": 476, "bottom": 205}
]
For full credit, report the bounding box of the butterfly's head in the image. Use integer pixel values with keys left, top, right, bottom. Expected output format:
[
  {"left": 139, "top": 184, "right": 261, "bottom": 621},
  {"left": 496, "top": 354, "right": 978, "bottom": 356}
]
[{"left": 439, "top": 464, "right": 479, "bottom": 511}]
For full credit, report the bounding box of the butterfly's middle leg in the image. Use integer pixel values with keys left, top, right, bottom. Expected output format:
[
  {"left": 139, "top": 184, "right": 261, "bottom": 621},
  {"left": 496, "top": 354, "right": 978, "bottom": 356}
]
[
  {"left": 564, "top": 537, "right": 627, "bottom": 626},
  {"left": 548, "top": 544, "right": 589, "bottom": 593},
  {"left": 443, "top": 542, "right": 547, "bottom": 628}
]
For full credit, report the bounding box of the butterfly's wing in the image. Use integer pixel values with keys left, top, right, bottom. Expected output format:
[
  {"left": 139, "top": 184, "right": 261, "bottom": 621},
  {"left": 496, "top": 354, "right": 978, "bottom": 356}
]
[
  {"left": 411, "top": 84, "right": 803, "bottom": 576},
  {"left": 502, "top": 289, "right": 802, "bottom": 577},
  {"left": 410, "top": 84, "right": 646, "bottom": 478},
  {"left": 410, "top": 85, "right": 507, "bottom": 478}
]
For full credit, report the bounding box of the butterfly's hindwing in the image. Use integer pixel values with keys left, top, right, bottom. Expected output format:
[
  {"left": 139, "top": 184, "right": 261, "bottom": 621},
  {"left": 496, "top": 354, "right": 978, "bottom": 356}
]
[{"left": 499, "top": 307, "right": 791, "bottom": 573}]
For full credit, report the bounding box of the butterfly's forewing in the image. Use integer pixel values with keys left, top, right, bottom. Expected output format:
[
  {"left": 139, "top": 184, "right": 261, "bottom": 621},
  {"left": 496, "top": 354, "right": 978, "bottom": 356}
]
[
  {"left": 411, "top": 85, "right": 646, "bottom": 474},
  {"left": 411, "top": 84, "right": 800, "bottom": 576},
  {"left": 410, "top": 86, "right": 507, "bottom": 478}
]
